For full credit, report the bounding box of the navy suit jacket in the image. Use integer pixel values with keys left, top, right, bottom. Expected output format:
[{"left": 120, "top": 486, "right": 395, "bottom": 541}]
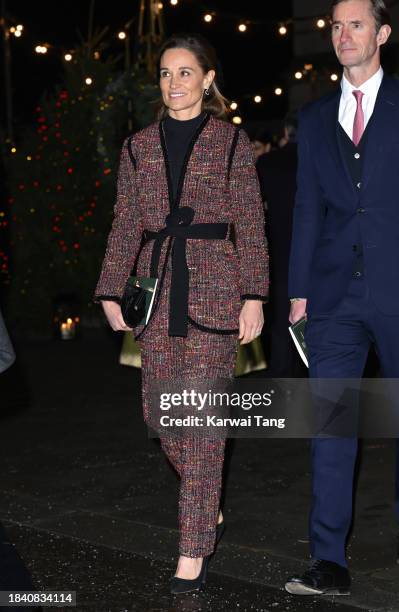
[{"left": 288, "top": 74, "right": 399, "bottom": 316}]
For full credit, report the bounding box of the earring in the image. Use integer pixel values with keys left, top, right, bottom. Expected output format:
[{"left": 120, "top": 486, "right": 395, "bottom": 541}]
[{"left": 204, "top": 88, "right": 210, "bottom": 96}]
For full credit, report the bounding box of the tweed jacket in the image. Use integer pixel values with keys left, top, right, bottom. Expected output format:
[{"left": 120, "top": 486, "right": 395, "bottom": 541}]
[{"left": 95, "top": 113, "right": 269, "bottom": 337}]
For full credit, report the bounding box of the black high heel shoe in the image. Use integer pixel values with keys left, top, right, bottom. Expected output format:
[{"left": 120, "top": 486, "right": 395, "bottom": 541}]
[
  {"left": 170, "top": 520, "right": 225, "bottom": 594},
  {"left": 170, "top": 555, "right": 209, "bottom": 594}
]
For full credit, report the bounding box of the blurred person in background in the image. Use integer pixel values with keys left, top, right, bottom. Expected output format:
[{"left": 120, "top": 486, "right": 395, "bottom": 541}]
[
  {"left": 251, "top": 127, "right": 274, "bottom": 160},
  {"left": 256, "top": 113, "right": 306, "bottom": 377},
  {"left": 0, "top": 307, "right": 35, "bottom": 611}
]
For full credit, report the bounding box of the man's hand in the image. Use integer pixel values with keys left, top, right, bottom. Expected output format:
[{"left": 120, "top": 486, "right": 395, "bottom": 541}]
[
  {"left": 239, "top": 300, "right": 264, "bottom": 345},
  {"left": 102, "top": 300, "right": 133, "bottom": 332},
  {"left": 289, "top": 298, "right": 307, "bottom": 325}
]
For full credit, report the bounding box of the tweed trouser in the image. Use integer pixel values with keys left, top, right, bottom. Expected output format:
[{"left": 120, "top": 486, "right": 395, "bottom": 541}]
[
  {"left": 160, "top": 435, "right": 225, "bottom": 557},
  {"left": 140, "top": 316, "right": 237, "bottom": 558}
]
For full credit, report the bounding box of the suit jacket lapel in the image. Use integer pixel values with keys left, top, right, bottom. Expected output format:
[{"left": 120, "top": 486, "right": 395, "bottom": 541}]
[
  {"left": 320, "top": 89, "right": 356, "bottom": 194},
  {"left": 360, "top": 75, "right": 397, "bottom": 192}
]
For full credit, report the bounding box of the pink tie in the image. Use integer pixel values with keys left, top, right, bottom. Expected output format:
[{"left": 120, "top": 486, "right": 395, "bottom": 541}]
[{"left": 352, "top": 90, "right": 364, "bottom": 146}]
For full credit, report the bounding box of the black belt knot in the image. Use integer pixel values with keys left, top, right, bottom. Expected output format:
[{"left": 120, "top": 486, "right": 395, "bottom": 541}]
[{"left": 143, "top": 207, "right": 230, "bottom": 337}]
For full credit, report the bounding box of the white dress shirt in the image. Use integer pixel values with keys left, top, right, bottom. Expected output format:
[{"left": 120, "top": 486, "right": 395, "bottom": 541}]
[{"left": 338, "top": 66, "right": 384, "bottom": 139}]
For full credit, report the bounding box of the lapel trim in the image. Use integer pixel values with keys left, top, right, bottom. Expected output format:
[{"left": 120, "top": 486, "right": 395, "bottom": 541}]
[
  {"left": 359, "top": 76, "right": 397, "bottom": 192},
  {"left": 159, "top": 112, "right": 211, "bottom": 211}
]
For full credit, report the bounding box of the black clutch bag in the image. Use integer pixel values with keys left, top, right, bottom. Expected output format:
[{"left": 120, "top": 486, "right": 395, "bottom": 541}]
[
  {"left": 121, "top": 276, "right": 158, "bottom": 328},
  {"left": 121, "top": 278, "right": 147, "bottom": 327}
]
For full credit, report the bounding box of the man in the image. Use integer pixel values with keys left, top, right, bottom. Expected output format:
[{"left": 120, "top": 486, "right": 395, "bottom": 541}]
[
  {"left": 285, "top": 0, "right": 396, "bottom": 596},
  {"left": 256, "top": 113, "right": 306, "bottom": 377}
]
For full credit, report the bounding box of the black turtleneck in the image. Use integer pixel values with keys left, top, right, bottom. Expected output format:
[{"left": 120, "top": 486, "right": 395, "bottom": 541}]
[{"left": 163, "top": 112, "right": 206, "bottom": 200}]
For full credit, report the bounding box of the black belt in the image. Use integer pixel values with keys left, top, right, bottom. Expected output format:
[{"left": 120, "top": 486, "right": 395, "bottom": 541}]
[{"left": 142, "top": 206, "right": 230, "bottom": 337}]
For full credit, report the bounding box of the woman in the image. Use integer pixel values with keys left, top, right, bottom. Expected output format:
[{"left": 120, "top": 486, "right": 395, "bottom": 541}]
[{"left": 95, "top": 34, "right": 269, "bottom": 593}]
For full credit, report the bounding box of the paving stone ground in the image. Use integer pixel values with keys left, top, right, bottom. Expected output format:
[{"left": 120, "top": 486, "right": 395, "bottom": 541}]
[{"left": 0, "top": 329, "right": 398, "bottom": 611}]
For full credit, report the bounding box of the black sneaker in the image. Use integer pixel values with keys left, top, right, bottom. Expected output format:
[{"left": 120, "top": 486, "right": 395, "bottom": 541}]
[{"left": 285, "top": 559, "right": 351, "bottom": 596}]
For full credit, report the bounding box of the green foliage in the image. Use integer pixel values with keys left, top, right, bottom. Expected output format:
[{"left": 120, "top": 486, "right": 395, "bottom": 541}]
[{"left": 2, "top": 45, "right": 158, "bottom": 333}]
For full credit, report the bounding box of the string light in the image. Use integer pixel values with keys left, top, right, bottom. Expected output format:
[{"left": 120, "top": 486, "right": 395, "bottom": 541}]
[
  {"left": 330, "top": 73, "right": 339, "bottom": 81},
  {"left": 232, "top": 116, "right": 242, "bottom": 125},
  {"left": 254, "top": 95, "right": 262, "bottom": 103},
  {"left": 278, "top": 25, "right": 287, "bottom": 35},
  {"left": 158, "top": 2, "right": 164, "bottom": 8},
  {"left": 94, "top": 51, "right": 100, "bottom": 59},
  {"left": 9, "top": 27, "right": 16, "bottom": 33},
  {"left": 317, "top": 18, "right": 327, "bottom": 28},
  {"left": 16, "top": 24, "right": 23, "bottom": 31},
  {"left": 85, "top": 77, "right": 93, "bottom": 85},
  {"left": 11, "top": 147, "right": 16, "bottom": 154},
  {"left": 295, "top": 71, "right": 303, "bottom": 80},
  {"left": 204, "top": 14, "right": 213, "bottom": 23},
  {"left": 64, "top": 53, "right": 72, "bottom": 62},
  {"left": 238, "top": 23, "right": 247, "bottom": 32},
  {"left": 230, "top": 101, "right": 238, "bottom": 110},
  {"left": 14, "top": 30, "right": 22, "bottom": 38},
  {"left": 170, "top": 0, "right": 178, "bottom": 5},
  {"left": 275, "top": 87, "right": 283, "bottom": 96},
  {"left": 304, "top": 63, "right": 313, "bottom": 71},
  {"left": 35, "top": 45, "right": 48, "bottom": 54},
  {"left": 118, "top": 31, "right": 126, "bottom": 40}
]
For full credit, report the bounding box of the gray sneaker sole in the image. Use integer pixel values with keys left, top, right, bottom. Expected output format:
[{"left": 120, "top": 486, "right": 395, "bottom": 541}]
[{"left": 285, "top": 582, "right": 350, "bottom": 596}]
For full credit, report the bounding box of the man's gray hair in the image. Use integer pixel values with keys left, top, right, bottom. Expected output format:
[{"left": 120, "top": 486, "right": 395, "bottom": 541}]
[{"left": 331, "top": 0, "right": 391, "bottom": 32}]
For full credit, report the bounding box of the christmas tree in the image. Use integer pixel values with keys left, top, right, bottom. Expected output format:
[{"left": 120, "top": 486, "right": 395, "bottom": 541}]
[{"left": 2, "top": 35, "right": 158, "bottom": 334}]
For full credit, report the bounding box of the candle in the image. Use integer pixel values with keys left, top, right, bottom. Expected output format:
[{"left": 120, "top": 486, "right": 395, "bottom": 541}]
[{"left": 60, "top": 318, "right": 76, "bottom": 340}]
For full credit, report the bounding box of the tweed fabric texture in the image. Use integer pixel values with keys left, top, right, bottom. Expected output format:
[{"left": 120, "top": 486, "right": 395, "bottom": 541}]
[
  {"left": 161, "top": 436, "right": 225, "bottom": 558},
  {"left": 141, "top": 323, "right": 237, "bottom": 557},
  {"left": 95, "top": 115, "right": 268, "bottom": 558},
  {"left": 94, "top": 115, "right": 269, "bottom": 333}
]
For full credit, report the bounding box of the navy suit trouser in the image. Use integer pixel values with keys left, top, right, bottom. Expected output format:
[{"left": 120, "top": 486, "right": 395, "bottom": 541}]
[{"left": 306, "top": 277, "right": 399, "bottom": 567}]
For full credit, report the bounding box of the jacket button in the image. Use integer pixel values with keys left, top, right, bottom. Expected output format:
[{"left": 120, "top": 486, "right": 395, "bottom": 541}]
[
  {"left": 354, "top": 271, "right": 362, "bottom": 278},
  {"left": 357, "top": 207, "right": 365, "bottom": 214},
  {"left": 354, "top": 153, "right": 360, "bottom": 159}
]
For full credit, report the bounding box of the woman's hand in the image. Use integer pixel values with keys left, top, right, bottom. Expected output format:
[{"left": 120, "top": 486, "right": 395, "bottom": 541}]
[
  {"left": 102, "top": 300, "right": 133, "bottom": 332},
  {"left": 238, "top": 300, "right": 264, "bottom": 345}
]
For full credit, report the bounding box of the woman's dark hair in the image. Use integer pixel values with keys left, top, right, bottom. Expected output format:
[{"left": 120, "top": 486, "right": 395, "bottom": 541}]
[
  {"left": 330, "top": 0, "right": 391, "bottom": 32},
  {"left": 156, "top": 33, "right": 229, "bottom": 120}
]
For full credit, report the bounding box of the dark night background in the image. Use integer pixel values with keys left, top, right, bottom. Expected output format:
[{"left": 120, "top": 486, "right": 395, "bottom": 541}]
[
  {"left": 0, "top": 0, "right": 297, "bottom": 329},
  {"left": 2, "top": 0, "right": 293, "bottom": 127}
]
